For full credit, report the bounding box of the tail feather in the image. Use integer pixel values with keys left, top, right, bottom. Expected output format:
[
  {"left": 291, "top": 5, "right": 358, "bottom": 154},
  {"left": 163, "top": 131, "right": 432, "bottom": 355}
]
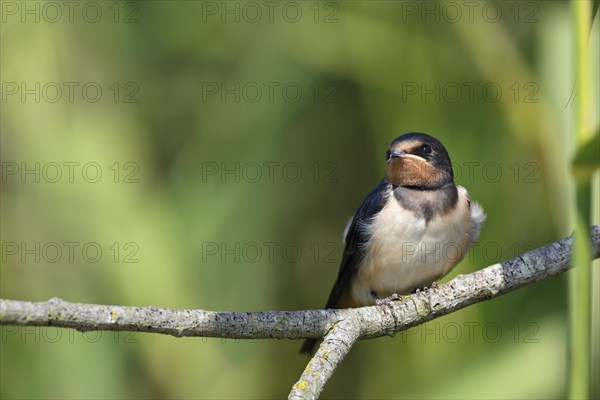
[
  {"left": 299, "top": 283, "right": 349, "bottom": 355},
  {"left": 299, "top": 338, "right": 318, "bottom": 355}
]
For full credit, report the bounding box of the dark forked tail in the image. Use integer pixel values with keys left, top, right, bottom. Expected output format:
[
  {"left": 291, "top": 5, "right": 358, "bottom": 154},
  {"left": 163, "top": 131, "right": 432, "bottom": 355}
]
[
  {"left": 299, "top": 278, "right": 351, "bottom": 355},
  {"left": 299, "top": 338, "right": 318, "bottom": 355}
]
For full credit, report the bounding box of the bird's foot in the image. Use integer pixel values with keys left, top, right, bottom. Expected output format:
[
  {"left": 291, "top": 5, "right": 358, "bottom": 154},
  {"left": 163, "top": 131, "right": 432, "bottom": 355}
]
[{"left": 415, "top": 282, "right": 438, "bottom": 294}]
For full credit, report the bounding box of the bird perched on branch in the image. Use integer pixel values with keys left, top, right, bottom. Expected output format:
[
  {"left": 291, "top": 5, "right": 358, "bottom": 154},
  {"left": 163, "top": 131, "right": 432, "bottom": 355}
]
[{"left": 300, "top": 132, "right": 485, "bottom": 354}]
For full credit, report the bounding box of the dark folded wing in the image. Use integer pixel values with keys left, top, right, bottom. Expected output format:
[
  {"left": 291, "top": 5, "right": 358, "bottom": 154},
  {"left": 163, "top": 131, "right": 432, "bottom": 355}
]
[
  {"left": 300, "top": 180, "right": 389, "bottom": 355},
  {"left": 324, "top": 179, "right": 389, "bottom": 308}
]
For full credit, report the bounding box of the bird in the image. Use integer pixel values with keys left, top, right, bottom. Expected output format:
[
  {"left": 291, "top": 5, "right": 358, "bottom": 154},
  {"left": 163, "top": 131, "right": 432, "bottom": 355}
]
[{"left": 300, "top": 132, "right": 485, "bottom": 355}]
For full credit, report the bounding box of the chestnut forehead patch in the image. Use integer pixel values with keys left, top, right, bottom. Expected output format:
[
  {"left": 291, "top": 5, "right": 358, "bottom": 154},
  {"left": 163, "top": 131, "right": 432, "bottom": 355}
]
[{"left": 390, "top": 139, "right": 424, "bottom": 153}]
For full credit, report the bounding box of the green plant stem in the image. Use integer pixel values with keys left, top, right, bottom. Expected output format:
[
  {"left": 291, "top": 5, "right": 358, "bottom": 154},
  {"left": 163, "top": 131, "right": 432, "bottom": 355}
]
[
  {"left": 570, "top": 184, "right": 592, "bottom": 399},
  {"left": 569, "top": 1, "right": 593, "bottom": 399}
]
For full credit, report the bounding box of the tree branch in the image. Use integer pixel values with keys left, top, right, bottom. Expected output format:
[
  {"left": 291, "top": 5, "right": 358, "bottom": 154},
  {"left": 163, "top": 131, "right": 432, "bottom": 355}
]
[{"left": 1, "top": 225, "right": 599, "bottom": 399}]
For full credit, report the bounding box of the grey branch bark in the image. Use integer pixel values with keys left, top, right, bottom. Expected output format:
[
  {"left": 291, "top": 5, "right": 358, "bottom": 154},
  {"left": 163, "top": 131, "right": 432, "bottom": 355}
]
[{"left": 1, "top": 225, "right": 599, "bottom": 400}]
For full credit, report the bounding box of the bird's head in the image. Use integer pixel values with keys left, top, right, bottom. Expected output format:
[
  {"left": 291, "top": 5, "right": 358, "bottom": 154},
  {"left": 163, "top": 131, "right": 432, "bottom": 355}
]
[{"left": 385, "top": 132, "right": 454, "bottom": 189}]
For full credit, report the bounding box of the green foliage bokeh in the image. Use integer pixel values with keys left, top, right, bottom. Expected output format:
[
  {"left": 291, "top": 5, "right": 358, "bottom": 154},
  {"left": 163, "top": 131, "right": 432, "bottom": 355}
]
[{"left": 1, "top": 1, "right": 598, "bottom": 398}]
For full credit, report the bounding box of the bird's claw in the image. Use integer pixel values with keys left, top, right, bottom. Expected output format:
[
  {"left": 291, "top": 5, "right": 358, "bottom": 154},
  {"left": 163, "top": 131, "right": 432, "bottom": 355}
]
[{"left": 416, "top": 282, "right": 438, "bottom": 294}]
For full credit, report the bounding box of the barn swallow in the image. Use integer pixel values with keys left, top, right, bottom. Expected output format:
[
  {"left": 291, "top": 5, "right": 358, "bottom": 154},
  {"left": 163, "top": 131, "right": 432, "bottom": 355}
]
[{"left": 300, "top": 132, "right": 485, "bottom": 354}]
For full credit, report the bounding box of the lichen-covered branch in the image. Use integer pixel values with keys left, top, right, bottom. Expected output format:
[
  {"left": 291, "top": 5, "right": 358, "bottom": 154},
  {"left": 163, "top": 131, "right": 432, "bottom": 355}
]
[
  {"left": 1, "top": 226, "right": 599, "bottom": 400},
  {"left": 290, "top": 314, "right": 361, "bottom": 400}
]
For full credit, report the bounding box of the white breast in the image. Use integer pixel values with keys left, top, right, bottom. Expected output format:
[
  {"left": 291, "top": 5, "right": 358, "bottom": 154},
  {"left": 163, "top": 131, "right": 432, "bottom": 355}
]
[{"left": 350, "top": 186, "right": 482, "bottom": 306}]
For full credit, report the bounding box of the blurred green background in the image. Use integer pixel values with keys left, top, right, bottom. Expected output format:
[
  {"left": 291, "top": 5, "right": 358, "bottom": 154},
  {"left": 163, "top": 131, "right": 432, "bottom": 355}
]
[{"left": 1, "top": 1, "right": 599, "bottom": 399}]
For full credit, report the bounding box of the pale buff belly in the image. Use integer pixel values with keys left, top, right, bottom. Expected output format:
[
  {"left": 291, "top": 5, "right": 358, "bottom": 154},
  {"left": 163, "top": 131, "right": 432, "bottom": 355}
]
[{"left": 350, "top": 194, "right": 473, "bottom": 306}]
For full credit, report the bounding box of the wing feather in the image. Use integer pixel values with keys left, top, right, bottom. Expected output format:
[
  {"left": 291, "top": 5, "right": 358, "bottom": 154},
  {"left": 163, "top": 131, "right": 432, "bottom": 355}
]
[
  {"left": 300, "top": 180, "right": 389, "bottom": 354},
  {"left": 324, "top": 180, "right": 389, "bottom": 308}
]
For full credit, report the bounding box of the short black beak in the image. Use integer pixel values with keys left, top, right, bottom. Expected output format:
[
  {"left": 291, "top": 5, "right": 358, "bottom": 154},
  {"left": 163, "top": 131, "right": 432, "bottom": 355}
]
[{"left": 388, "top": 150, "right": 405, "bottom": 160}]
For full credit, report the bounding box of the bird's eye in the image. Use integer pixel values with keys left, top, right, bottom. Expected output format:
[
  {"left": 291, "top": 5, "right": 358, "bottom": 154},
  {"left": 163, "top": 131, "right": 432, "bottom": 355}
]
[{"left": 420, "top": 144, "right": 432, "bottom": 154}]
